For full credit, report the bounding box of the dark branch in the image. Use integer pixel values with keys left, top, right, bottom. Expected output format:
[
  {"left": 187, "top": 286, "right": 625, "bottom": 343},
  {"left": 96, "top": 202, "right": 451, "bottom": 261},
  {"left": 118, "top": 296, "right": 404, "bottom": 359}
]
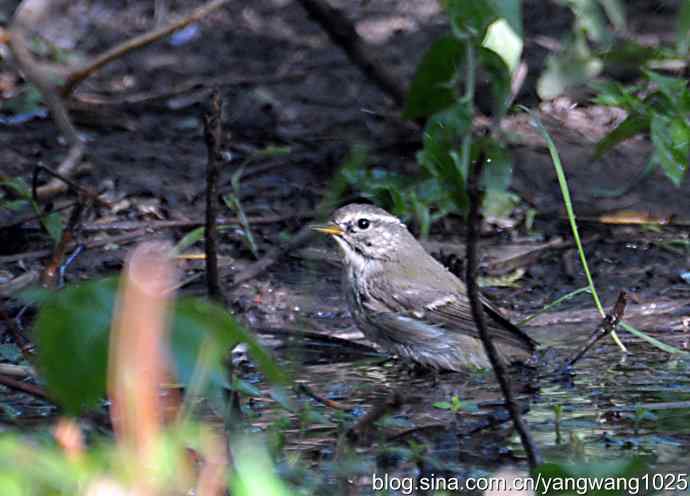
[
  {"left": 565, "top": 291, "right": 628, "bottom": 369},
  {"left": 464, "top": 144, "right": 542, "bottom": 470},
  {"left": 203, "top": 89, "right": 224, "bottom": 303}
]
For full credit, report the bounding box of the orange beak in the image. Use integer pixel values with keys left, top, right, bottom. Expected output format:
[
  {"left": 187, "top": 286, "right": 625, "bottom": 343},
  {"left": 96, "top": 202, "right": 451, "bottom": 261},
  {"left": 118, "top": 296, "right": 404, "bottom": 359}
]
[{"left": 310, "top": 223, "right": 344, "bottom": 236}]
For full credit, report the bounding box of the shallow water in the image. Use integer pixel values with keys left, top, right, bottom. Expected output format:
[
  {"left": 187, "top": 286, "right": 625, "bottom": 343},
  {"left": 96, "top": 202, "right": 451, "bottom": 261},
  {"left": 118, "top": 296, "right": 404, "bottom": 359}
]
[{"left": 226, "top": 258, "right": 690, "bottom": 493}]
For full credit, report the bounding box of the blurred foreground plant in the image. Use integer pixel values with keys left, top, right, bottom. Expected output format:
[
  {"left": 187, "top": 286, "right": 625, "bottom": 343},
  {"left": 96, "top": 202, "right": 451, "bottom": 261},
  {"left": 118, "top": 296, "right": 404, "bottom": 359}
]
[{"left": 1, "top": 241, "right": 290, "bottom": 495}]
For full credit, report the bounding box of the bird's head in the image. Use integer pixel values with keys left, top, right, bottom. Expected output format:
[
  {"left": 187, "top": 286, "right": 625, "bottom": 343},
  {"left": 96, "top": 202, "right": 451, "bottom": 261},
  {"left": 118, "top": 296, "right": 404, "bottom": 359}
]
[{"left": 311, "top": 203, "right": 410, "bottom": 266}]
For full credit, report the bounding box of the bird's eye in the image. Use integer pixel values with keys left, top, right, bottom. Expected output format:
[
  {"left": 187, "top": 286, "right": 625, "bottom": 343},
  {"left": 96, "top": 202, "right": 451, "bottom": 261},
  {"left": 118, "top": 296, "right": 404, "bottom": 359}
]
[{"left": 357, "top": 218, "right": 370, "bottom": 230}]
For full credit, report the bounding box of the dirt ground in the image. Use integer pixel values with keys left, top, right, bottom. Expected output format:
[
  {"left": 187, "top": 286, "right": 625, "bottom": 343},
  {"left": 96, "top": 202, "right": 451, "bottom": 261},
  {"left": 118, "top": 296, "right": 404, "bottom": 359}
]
[
  {"left": 1, "top": 0, "right": 690, "bottom": 483},
  {"left": 2, "top": 0, "right": 688, "bottom": 314}
]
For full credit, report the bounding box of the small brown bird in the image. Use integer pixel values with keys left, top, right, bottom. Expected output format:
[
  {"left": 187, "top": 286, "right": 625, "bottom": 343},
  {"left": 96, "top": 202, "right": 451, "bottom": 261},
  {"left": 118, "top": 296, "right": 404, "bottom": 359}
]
[{"left": 312, "top": 204, "right": 536, "bottom": 371}]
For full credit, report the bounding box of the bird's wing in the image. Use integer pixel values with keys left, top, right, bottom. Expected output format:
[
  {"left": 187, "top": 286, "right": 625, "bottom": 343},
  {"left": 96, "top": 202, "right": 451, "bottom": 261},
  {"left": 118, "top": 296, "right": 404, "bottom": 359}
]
[{"left": 365, "top": 270, "right": 535, "bottom": 353}]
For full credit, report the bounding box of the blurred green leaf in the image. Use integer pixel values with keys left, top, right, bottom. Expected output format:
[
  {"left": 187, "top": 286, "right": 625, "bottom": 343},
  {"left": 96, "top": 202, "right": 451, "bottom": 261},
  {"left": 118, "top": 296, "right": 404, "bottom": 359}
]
[
  {"left": 560, "top": 0, "right": 612, "bottom": 44},
  {"left": 590, "top": 80, "right": 644, "bottom": 111},
  {"left": 418, "top": 101, "right": 473, "bottom": 210},
  {"left": 445, "top": 0, "right": 497, "bottom": 40},
  {"left": 231, "top": 437, "right": 294, "bottom": 496},
  {"left": 598, "top": 0, "right": 626, "bottom": 31},
  {"left": 33, "top": 276, "right": 284, "bottom": 415},
  {"left": 480, "top": 138, "right": 513, "bottom": 191},
  {"left": 645, "top": 70, "right": 690, "bottom": 111},
  {"left": 650, "top": 112, "right": 689, "bottom": 186},
  {"left": 170, "top": 227, "right": 205, "bottom": 256},
  {"left": 3, "top": 85, "right": 43, "bottom": 116},
  {"left": 403, "top": 36, "right": 464, "bottom": 119},
  {"left": 482, "top": 17, "right": 523, "bottom": 73},
  {"left": 536, "top": 457, "right": 647, "bottom": 495},
  {"left": 478, "top": 47, "right": 512, "bottom": 118},
  {"left": 172, "top": 298, "right": 285, "bottom": 387},
  {"left": 538, "top": 32, "right": 603, "bottom": 99},
  {"left": 0, "top": 177, "right": 31, "bottom": 198},
  {"left": 593, "top": 114, "right": 649, "bottom": 159},
  {"left": 488, "top": 0, "right": 523, "bottom": 37},
  {"left": 36, "top": 278, "right": 117, "bottom": 415},
  {"left": 40, "top": 211, "right": 64, "bottom": 245},
  {"left": 677, "top": 0, "right": 690, "bottom": 55},
  {"left": 483, "top": 190, "right": 520, "bottom": 218},
  {"left": 600, "top": 40, "right": 670, "bottom": 71}
]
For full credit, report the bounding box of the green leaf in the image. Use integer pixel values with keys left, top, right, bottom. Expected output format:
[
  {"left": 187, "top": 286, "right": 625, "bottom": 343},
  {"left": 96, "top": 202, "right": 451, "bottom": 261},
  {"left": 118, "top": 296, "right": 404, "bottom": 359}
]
[
  {"left": 445, "top": 0, "right": 497, "bottom": 40},
  {"left": 403, "top": 36, "right": 464, "bottom": 119},
  {"left": 483, "top": 190, "right": 520, "bottom": 218},
  {"left": 600, "top": 40, "right": 668, "bottom": 72},
  {"left": 432, "top": 401, "right": 452, "bottom": 410},
  {"left": 36, "top": 278, "right": 118, "bottom": 415},
  {"left": 480, "top": 138, "right": 513, "bottom": 191},
  {"left": 677, "top": 0, "right": 690, "bottom": 55},
  {"left": 566, "top": 0, "right": 612, "bottom": 44},
  {"left": 598, "top": 0, "right": 626, "bottom": 31},
  {"left": 172, "top": 298, "right": 285, "bottom": 387},
  {"left": 650, "top": 112, "right": 689, "bottom": 186},
  {"left": 536, "top": 457, "right": 647, "bottom": 495},
  {"left": 593, "top": 113, "right": 649, "bottom": 159},
  {"left": 34, "top": 277, "right": 284, "bottom": 415},
  {"left": 590, "top": 80, "right": 643, "bottom": 111},
  {"left": 645, "top": 70, "right": 690, "bottom": 111},
  {"left": 0, "top": 177, "right": 32, "bottom": 198},
  {"left": 482, "top": 17, "right": 523, "bottom": 73},
  {"left": 538, "top": 32, "right": 603, "bottom": 99},
  {"left": 231, "top": 437, "right": 293, "bottom": 496},
  {"left": 170, "top": 227, "right": 205, "bottom": 256},
  {"left": 417, "top": 101, "right": 473, "bottom": 210},
  {"left": 488, "top": 0, "right": 523, "bottom": 37},
  {"left": 478, "top": 47, "right": 512, "bottom": 118},
  {"left": 40, "top": 211, "right": 64, "bottom": 245}
]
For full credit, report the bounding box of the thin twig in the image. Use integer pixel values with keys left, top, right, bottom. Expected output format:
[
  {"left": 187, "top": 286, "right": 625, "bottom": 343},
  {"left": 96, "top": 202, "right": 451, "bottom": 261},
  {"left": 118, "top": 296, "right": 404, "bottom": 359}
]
[
  {"left": 203, "top": 89, "right": 223, "bottom": 303},
  {"left": 32, "top": 165, "right": 111, "bottom": 208},
  {"left": 294, "top": 383, "right": 350, "bottom": 411},
  {"left": 8, "top": 1, "right": 84, "bottom": 198},
  {"left": 40, "top": 202, "right": 84, "bottom": 289},
  {"left": 564, "top": 291, "right": 628, "bottom": 369},
  {"left": 0, "top": 229, "right": 148, "bottom": 264},
  {"left": 75, "top": 72, "right": 307, "bottom": 107},
  {"left": 465, "top": 147, "right": 542, "bottom": 470},
  {"left": 0, "top": 374, "right": 48, "bottom": 399},
  {"left": 60, "top": 0, "right": 232, "bottom": 97},
  {"left": 79, "top": 212, "right": 313, "bottom": 232}
]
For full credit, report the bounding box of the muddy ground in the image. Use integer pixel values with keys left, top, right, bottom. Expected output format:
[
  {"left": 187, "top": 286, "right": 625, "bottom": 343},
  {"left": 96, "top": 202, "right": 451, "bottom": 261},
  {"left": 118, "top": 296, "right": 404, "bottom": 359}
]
[{"left": 1, "top": 0, "right": 690, "bottom": 491}]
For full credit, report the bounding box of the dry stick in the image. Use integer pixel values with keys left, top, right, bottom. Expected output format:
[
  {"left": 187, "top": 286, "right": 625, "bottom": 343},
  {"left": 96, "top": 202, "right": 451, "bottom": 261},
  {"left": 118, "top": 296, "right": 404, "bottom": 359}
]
[
  {"left": 10, "top": 0, "right": 231, "bottom": 198},
  {"left": 202, "top": 89, "right": 223, "bottom": 303},
  {"left": 465, "top": 152, "right": 542, "bottom": 470},
  {"left": 8, "top": 3, "right": 84, "bottom": 198},
  {"left": 76, "top": 72, "right": 307, "bottom": 107},
  {"left": 79, "top": 212, "right": 314, "bottom": 232},
  {"left": 31, "top": 165, "right": 111, "bottom": 209},
  {"left": 564, "top": 291, "right": 628, "bottom": 369},
  {"left": 40, "top": 201, "right": 84, "bottom": 289},
  {"left": 294, "top": 383, "right": 350, "bottom": 411},
  {"left": 0, "top": 374, "right": 48, "bottom": 399},
  {"left": 295, "top": 0, "right": 407, "bottom": 107},
  {"left": 60, "top": 0, "right": 232, "bottom": 97},
  {"left": 0, "top": 229, "right": 148, "bottom": 264}
]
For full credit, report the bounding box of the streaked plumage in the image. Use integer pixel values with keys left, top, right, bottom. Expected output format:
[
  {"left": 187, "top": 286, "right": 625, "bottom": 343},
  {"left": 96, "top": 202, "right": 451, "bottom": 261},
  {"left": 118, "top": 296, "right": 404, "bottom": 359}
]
[{"left": 314, "top": 204, "right": 535, "bottom": 371}]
